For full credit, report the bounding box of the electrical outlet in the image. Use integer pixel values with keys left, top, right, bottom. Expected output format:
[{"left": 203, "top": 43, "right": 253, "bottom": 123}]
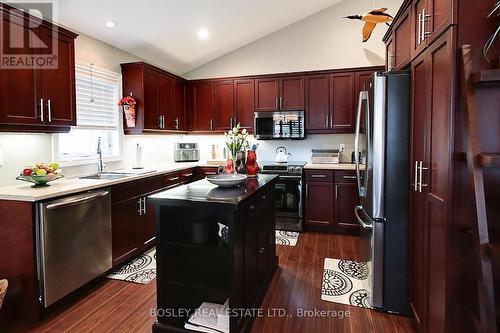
[{"left": 339, "top": 144, "right": 346, "bottom": 152}]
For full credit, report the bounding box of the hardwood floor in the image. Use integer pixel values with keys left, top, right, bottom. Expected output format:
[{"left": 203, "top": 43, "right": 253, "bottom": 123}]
[{"left": 10, "top": 233, "right": 414, "bottom": 333}]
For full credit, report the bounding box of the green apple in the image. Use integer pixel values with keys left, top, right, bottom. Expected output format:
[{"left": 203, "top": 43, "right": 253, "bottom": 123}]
[
  {"left": 35, "top": 169, "right": 47, "bottom": 176},
  {"left": 48, "top": 162, "right": 59, "bottom": 170}
]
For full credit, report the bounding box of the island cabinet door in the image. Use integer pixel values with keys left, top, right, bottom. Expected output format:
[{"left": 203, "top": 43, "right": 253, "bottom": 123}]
[
  {"left": 256, "top": 202, "right": 275, "bottom": 281},
  {"left": 112, "top": 198, "right": 140, "bottom": 266},
  {"left": 244, "top": 215, "right": 259, "bottom": 305}
]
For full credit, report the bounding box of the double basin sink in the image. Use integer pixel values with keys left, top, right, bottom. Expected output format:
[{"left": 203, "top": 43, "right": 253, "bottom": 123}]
[{"left": 78, "top": 173, "right": 132, "bottom": 180}]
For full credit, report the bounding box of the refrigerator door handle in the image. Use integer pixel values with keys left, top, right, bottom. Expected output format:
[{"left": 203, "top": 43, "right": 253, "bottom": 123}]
[
  {"left": 355, "top": 205, "right": 373, "bottom": 229},
  {"left": 355, "top": 90, "right": 368, "bottom": 197}
]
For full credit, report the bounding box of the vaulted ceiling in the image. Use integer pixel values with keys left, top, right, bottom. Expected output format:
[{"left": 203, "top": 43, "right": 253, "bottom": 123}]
[{"left": 56, "top": 0, "right": 343, "bottom": 75}]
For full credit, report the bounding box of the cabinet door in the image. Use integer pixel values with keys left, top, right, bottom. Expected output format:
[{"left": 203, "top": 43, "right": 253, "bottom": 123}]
[
  {"left": 393, "top": 7, "right": 411, "bottom": 69},
  {"left": 112, "top": 199, "right": 140, "bottom": 265},
  {"left": 305, "top": 182, "right": 334, "bottom": 228},
  {"left": 213, "top": 80, "right": 234, "bottom": 131},
  {"left": 143, "top": 68, "right": 160, "bottom": 129},
  {"left": 39, "top": 28, "right": 76, "bottom": 126},
  {"left": 425, "top": 0, "right": 454, "bottom": 45},
  {"left": 0, "top": 16, "right": 40, "bottom": 125},
  {"left": 330, "top": 73, "right": 354, "bottom": 132},
  {"left": 192, "top": 82, "right": 213, "bottom": 131},
  {"left": 172, "top": 79, "right": 185, "bottom": 130},
  {"left": 255, "top": 78, "right": 278, "bottom": 111},
  {"left": 234, "top": 79, "right": 254, "bottom": 130},
  {"left": 411, "top": 0, "right": 428, "bottom": 58},
  {"left": 279, "top": 76, "right": 304, "bottom": 111},
  {"left": 409, "top": 51, "right": 428, "bottom": 330},
  {"left": 334, "top": 183, "right": 360, "bottom": 232},
  {"left": 422, "top": 29, "right": 454, "bottom": 333},
  {"left": 305, "top": 74, "right": 330, "bottom": 130},
  {"left": 141, "top": 198, "right": 157, "bottom": 247},
  {"left": 158, "top": 74, "right": 173, "bottom": 129}
]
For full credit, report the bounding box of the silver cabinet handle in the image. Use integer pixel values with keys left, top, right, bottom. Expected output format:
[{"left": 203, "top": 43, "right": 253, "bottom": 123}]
[
  {"left": 210, "top": 117, "right": 213, "bottom": 130},
  {"left": 355, "top": 90, "right": 368, "bottom": 198},
  {"left": 414, "top": 161, "right": 419, "bottom": 192},
  {"left": 46, "top": 191, "right": 109, "bottom": 210},
  {"left": 305, "top": 184, "right": 309, "bottom": 198},
  {"left": 330, "top": 114, "right": 333, "bottom": 128},
  {"left": 423, "top": 8, "right": 431, "bottom": 40},
  {"left": 325, "top": 114, "right": 329, "bottom": 127},
  {"left": 159, "top": 116, "right": 162, "bottom": 129},
  {"left": 169, "top": 176, "right": 180, "bottom": 182},
  {"left": 40, "top": 98, "right": 44, "bottom": 122},
  {"left": 47, "top": 100, "right": 52, "bottom": 122},
  {"left": 205, "top": 172, "right": 217, "bottom": 175},
  {"left": 417, "top": 12, "right": 422, "bottom": 45},
  {"left": 335, "top": 185, "right": 338, "bottom": 199},
  {"left": 280, "top": 97, "right": 283, "bottom": 110},
  {"left": 175, "top": 117, "right": 179, "bottom": 130},
  {"left": 258, "top": 247, "right": 265, "bottom": 254},
  {"left": 183, "top": 173, "right": 193, "bottom": 177},
  {"left": 343, "top": 175, "right": 357, "bottom": 179},
  {"left": 311, "top": 174, "right": 327, "bottom": 178},
  {"left": 420, "top": 9, "right": 425, "bottom": 42},
  {"left": 388, "top": 50, "right": 393, "bottom": 70},
  {"left": 138, "top": 198, "right": 143, "bottom": 215},
  {"left": 418, "top": 161, "right": 428, "bottom": 192},
  {"left": 275, "top": 97, "right": 278, "bottom": 110},
  {"left": 229, "top": 117, "right": 233, "bottom": 129},
  {"left": 142, "top": 197, "right": 146, "bottom": 215}
]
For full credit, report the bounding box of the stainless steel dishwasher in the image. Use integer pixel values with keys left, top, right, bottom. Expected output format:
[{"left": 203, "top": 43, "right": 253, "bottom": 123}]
[{"left": 37, "top": 189, "right": 112, "bottom": 307}]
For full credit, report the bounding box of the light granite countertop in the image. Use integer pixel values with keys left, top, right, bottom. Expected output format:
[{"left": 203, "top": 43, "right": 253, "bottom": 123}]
[
  {"left": 304, "top": 163, "right": 359, "bottom": 170},
  {"left": 0, "top": 162, "right": 201, "bottom": 202}
]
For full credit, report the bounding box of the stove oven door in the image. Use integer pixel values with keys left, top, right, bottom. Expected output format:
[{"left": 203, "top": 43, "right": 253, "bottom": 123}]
[{"left": 273, "top": 175, "right": 303, "bottom": 231}]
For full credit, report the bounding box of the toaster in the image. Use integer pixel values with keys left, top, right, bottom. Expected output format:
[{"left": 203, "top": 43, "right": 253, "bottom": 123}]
[{"left": 174, "top": 143, "right": 200, "bottom": 162}]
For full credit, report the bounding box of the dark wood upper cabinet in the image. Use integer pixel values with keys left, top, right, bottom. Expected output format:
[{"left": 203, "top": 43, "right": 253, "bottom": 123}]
[
  {"left": 392, "top": 6, "right": 411, "bottom": 69},
  {"left": 279, "top": 76, "right": 304, "bottom": 111},
  {"left": 255, "top": 78, "right": 279, "bottom": 111},
  {"left": 305, "top": 74, "right": 330, "bottom": 130},
  {"left": 0, "top": 6, "right": 77, "bottom": 132},
  {"left": 191, "top": 81, "right": 214, "bottom": 131},
  {"left": 330, "top": 72, "right": 354, "bottom": 132},
  {"left": 158, "top": 74, "right": 173, "bottom": 130},
  {"left": 172, "top": 79, "right": 185, "bottom": 131},
  {"left": 121, "top": 62, "right": 187, "bottom": 134},
  {"left": 143, "top": 68, "right": 160, "bottom": 130},
  {"left": 38, "top": 28, "right": 76, "bottom": 126},
  {"left": 234, "top": 79, "right": 254, "bottom": 130},
  {"left": 213, "top": 80, "right": 235, "bottom": 131}
]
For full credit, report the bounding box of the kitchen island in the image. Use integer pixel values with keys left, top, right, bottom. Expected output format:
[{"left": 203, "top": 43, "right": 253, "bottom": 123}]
[{"left": 148, "top": 174, "right": 279, "bottom": 333}]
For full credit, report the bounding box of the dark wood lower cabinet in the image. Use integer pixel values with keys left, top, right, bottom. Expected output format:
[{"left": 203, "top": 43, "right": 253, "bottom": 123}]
[
  {"left": 304, "top": 169, "right": 360, "bottom": 234},
  {"left": 111, "top": 198, "right": 140, "bottom": 265}
]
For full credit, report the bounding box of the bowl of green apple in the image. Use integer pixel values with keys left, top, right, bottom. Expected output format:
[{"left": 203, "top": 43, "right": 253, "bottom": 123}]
[{"left": 16, "top": 162, "right": 63, "bottom": 187}]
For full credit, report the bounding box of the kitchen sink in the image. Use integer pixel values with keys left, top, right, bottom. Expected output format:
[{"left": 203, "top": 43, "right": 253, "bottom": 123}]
[{"left": 79, "top": 173, "right": 131, "bottom": 180}]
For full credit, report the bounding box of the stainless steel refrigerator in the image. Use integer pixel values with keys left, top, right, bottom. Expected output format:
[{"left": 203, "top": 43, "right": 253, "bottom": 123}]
[{"left": 354, "top": 71, "right": 410, "bottom": 315}]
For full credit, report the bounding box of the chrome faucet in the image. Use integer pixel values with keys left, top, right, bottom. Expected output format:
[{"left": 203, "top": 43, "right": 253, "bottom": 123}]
[{"left": 97, "top": 137, "right": 104, "bottom": 173}]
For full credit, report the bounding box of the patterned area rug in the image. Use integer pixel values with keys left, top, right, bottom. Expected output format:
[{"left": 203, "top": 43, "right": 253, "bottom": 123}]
[
  {"left": 108, "top": 248, "right": 156, "bottom": 284},
  {"left": 275, "top": 231, "right": 300, "bottom": 246},
  {"left": 321, "top": 258, "right": 373, "bottom": 309}
]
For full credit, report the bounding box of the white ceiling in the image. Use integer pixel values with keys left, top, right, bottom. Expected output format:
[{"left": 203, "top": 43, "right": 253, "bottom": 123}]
[{"left": 56, "top": 0, "right": 343, "bottom": 75}]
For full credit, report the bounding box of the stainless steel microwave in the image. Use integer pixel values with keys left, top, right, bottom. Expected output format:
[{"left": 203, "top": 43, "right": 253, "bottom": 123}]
[{"left": 254, "top": 111, "right": 305, "bottom": 140}]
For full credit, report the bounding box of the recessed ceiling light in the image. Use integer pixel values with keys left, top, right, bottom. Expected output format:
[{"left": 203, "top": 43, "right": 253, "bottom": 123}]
[
  {"left": 105, "top": 20, "right": 117, "bottom": 28},
  {"left": 197, "top": 28, "right": 209, "bottom": 40}
]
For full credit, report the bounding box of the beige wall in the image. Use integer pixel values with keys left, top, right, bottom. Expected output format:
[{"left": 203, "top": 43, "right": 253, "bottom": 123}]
[{"left": 184, "top": 0, "right": 402, "bottom": 79}]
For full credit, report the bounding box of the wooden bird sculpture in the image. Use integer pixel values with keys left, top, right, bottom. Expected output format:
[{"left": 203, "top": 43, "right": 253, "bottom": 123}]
[{"left": 344, "top": 8, "right": 393, "bottom": 42}]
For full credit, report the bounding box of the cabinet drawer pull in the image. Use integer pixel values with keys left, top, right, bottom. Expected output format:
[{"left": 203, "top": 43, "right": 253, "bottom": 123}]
[
  {"left": 168, "top": 176, "right": 180, "bottom": 182},
  {"left": 137, "top": 198, "right": 143, "bottom": 215},
  {"left": 183, "top": 173, "right": 193, "bottom": 177},
  {"left": 205, "top": 172, "right": 217, "bottom": 175},
  {"left": 343, "top": 175, "right": 357, "bottom": 179},
  {"left": 311, "top": 174, "right": 327, "bottom": 178},
  {"left": 47, "top": 100, "right": 52, "bottom": 122},
  {"left": 142, "top": 197, "right": 146, "bottom": 215},
  {"left": 40, "top": 99, "right": 44, "bottom": 122}
]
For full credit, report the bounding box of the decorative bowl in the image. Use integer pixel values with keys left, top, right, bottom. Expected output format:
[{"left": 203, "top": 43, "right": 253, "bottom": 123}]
[
  {"left": 16, "top": 174, "right": 64, "bottom": 187},
  {"left": 206, "top": 174, "right": 247, "bottom": 188}
]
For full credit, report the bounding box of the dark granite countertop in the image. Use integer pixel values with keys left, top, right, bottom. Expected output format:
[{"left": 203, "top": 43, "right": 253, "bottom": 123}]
[{"left": 148, "top": 174, "right": 278, "bottom": 207}]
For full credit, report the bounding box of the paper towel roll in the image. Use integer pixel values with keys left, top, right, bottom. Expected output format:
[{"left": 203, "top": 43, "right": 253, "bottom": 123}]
[{"left": 133, "top": 143, "right": 143, "bottom": 169}]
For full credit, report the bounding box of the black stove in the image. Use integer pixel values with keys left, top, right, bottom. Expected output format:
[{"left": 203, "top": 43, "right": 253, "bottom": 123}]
[{"left": 259, "top": 161, "right": 306, "bottom": 232}]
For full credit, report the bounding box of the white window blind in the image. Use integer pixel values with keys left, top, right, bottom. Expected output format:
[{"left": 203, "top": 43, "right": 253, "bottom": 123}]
[{"left": 75, "top": 63, "right": 120, "bottom": 129}]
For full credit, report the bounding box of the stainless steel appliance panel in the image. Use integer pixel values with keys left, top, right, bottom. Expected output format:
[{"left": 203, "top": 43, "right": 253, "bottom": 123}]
[{"left": 38, "top": 190, "right": 112, "bottom": 307}]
